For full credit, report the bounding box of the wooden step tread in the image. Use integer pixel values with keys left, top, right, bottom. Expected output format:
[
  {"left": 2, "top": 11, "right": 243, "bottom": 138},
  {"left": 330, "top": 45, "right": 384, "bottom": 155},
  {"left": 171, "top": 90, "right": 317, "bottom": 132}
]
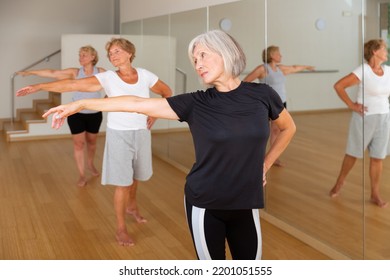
[{"left": 3, "top": 121, "right": 26, "bottom": 132}]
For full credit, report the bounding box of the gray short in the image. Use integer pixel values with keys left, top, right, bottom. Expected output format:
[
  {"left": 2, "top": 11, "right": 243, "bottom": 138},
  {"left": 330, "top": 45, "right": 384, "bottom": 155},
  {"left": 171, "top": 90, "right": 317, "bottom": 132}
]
[
  {"left": 346, "top": 112, "right": 390, "bottom": 159},
  {"left": 101, "top": 127, "right": 153, "bottom": 187}
]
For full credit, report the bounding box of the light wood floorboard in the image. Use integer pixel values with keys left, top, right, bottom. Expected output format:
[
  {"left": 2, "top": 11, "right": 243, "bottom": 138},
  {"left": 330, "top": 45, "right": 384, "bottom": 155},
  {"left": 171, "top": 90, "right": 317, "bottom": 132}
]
[{"left": 0, "top": 133, "right": 329, "bottom": 260}]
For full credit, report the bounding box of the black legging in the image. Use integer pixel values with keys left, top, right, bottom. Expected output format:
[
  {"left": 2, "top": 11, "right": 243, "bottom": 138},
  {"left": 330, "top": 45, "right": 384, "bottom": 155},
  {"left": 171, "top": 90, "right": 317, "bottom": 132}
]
[{"left": 185, "top": 198, "right": 262, "bottom": 260}]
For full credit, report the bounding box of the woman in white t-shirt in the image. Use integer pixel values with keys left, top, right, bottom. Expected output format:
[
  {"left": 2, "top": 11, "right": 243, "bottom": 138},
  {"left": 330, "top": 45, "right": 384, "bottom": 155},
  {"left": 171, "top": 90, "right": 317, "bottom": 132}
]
[
  {"left": 16, "top": 38, "right": 173, "bottom": 246},
  {"left": 330, "top": 39, "right": 390, "bottom": 208}
]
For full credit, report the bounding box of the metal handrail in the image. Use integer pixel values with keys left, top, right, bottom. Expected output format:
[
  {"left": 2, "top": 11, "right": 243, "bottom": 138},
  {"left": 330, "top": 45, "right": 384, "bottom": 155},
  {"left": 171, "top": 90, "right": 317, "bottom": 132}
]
[
  {"left": 175, "top": 67, "right": 187, "bottom": 93},
  {"left": 10, "top": 49, "right": 61, "bottom": 123}
]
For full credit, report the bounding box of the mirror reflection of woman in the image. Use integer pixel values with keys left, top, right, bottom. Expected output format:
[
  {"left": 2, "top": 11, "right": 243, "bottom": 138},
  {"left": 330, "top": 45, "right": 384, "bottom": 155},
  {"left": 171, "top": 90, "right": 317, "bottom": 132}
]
[
  {"left": 244, "top": 46, "right": 314, "bottom": 167},
  {"left": 330, "top": 39, "right": 390, "bottom": 208}
]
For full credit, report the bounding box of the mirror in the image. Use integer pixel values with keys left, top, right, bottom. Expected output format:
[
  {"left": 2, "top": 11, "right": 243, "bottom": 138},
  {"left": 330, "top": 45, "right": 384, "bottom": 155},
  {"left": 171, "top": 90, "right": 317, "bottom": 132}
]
[
  {"left": 265, "top": 0, "right": 364, "bottom": 259},
  {"left": 121, "top": 0, "right": 390, "bottom": 259},
  {"left": 365, "top": 0, "right": 390, "bottom": 260}
]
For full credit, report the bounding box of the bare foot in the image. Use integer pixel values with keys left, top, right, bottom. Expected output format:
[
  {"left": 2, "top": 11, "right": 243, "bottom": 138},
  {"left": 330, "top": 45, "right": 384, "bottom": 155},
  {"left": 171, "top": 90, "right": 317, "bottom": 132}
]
[
  {"left": 329, "top": 188, "right": 339, "bottom": 198},
  {"left": 329, "top": 183, "right": 343, "bottom": 198},
  {"left": 126, "top": 208, "right": 147, "bottom": 223},
  {"left": 77, "top": 177, "right": 87, "bottom": 187},
  {"left": 370, "top": 197, "right": 389, "bottom": 208},
  {"left": 88, "top": 166, "right": 100, "bottom": 177},
  {"left": 273, "top": 159, "right": 285, "bottom": 167},
  {"left": 115, "top": 230, "right": 135, "bottom": 246}
]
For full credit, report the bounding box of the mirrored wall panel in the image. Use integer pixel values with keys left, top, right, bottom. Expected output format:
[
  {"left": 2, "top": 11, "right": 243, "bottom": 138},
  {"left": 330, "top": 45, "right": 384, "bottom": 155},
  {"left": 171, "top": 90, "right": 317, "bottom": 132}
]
[
  {"left": 364, "top": 0, "right": 390, "bottom": 260},
  {"left": 265, "top": 0, "right": 364, "bottom": 259}
]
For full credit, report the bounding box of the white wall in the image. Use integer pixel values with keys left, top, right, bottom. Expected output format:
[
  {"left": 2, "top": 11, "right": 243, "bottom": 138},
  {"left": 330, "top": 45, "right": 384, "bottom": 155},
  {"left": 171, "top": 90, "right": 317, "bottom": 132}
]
[
  {"left": 265, "top": 0, "right": 363, "bottom": 111},
  {"left": 1, "top": 0, "right": 115, "bottom": 120},
  {"left": 120, "top": 0, "right": 240, "bottom": 22}
]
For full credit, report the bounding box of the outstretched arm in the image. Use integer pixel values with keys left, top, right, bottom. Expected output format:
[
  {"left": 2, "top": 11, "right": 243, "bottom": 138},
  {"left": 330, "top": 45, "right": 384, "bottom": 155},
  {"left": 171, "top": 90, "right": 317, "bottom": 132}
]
[
  {"left": 16, "top": 76, "right": 103, "bottom": 96},
  {"left": 279, "top": 64, "right": 315, "bottom": 75},
  {"left": 16, "top": 68, "right": 78, "bottom": 80},
  {"left": 42, "top": 96, "right": 179, "bottom": 129},
  {"left": 243, "top": 65, "right": 266, "bottom": 82}
]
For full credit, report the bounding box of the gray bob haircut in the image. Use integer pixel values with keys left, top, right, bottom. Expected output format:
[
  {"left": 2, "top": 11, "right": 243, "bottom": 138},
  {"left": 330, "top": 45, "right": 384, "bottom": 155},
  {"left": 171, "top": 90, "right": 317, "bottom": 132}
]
[{"left": 188, "top": 30, "right": 246, "bottom": 78}]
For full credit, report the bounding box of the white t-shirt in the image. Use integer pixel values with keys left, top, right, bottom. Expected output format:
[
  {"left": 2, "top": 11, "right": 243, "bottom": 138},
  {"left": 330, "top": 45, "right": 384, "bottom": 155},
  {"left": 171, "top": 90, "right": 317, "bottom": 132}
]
[
  {"left": 95, "top": 68, "right": 158, "bottom": 130},
  {"left": 353, "top": 63, "right": 390, "bottom": 115}
]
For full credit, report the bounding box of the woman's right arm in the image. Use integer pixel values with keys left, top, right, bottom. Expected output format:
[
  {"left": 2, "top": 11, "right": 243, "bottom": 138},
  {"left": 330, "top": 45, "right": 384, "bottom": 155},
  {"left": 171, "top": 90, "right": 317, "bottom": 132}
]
[
  {"left": 43, "top": 96, "right": 179, "bottom": 129},
  {"left": 16, "top": 76, "right": 103, "bottom": 96},
  {"left": 243, "top": 65, "right": 266, "bottom": 82},
  {"left": 334, "top": 72, "right": 366, "bottom": 114},
  {"left": 17, "top": 68, "right": 78, "bottom": 80}
]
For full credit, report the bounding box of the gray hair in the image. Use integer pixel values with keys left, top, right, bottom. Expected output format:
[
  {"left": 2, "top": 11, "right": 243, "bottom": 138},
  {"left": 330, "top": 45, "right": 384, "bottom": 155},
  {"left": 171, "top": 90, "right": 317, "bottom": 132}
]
[{"left": 188, "top": 30, "right": 246, "bottom": 78}]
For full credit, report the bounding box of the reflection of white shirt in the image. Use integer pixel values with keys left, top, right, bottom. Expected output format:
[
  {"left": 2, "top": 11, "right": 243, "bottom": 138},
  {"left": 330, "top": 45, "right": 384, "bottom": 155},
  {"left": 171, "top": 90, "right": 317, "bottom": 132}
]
[
  {"left": 95, "top": 68, "right": 158, "bottom": 130},
  {"left": 353, "top": 63, "right": 390, "bottom": 115}
]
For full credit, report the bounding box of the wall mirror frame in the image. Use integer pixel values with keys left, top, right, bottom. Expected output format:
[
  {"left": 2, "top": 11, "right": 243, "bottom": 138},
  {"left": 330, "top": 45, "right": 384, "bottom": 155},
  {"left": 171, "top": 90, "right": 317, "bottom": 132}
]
[{"left": 121, "top": 0, "right": 390, "bottom": 260}]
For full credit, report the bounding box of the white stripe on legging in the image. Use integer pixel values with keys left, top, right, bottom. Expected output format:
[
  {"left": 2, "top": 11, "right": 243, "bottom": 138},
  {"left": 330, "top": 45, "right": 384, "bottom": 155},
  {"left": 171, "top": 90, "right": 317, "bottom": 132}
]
[
  {"left": 191, "top": 205, "right": 212, "bottom": 260},
  {"left": 252, "top": 209, "right": 262, "bottom": 260}
]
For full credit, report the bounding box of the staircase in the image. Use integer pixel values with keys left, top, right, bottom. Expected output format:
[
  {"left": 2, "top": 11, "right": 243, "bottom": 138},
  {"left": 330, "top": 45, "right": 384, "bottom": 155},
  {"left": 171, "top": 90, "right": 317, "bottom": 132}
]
[{"left": 3, "top": 92, "right": 61, "bottom": 142}]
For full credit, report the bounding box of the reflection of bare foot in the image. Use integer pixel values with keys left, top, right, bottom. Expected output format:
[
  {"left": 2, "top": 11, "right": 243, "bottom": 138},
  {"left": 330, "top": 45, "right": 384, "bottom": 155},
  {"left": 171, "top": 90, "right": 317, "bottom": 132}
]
[
  {"left": 89, "top": 166, "right": 100, "bottom": 177},
  {"left": 371, "top": 197, "right": 389, "bottom": 208},
  {"left": 273, "top": 159, "right": 285, "bottom": 167},
  {"left": 116, "top": 230, "right": 135, "bottom": 246},
  {"left": 329, "top": 183, "right": 343, "bottom": 198},
  {"left": 126, "top": 208, "right": 147, "bottom": 223},
  {"left": 77, "top": 177, "right": 87, "bottom": 187}
]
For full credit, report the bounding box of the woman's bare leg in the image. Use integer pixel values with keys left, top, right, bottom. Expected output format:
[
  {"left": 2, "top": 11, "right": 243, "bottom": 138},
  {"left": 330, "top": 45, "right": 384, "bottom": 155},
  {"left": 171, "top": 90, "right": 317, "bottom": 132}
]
[
  {"left": 114, "top": 186, "right": 134, "bottom": 246},
  {"left": 72, "top": 132, "right": 87, "bottom": 187},
  {"left": 330, "top": 154, "right": 357, "bottom": 197},
  {"left": 369, "top": 158, "right": 388, "bottom": 208},
  {"left": 85, "top": 132, "right": 99, "bottom": 177},
  {"left": 126, "top": 180, "right": 147, "bottom": 223}
]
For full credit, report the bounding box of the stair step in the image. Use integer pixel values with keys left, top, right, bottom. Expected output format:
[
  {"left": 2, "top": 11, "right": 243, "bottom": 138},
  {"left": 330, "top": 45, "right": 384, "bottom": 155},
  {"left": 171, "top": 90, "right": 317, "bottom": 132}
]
[
  {"left": 4, "top": 91, "right": 61, "bottom": 142},
  {"left": 3, "top": 121, "right": 25, "bottom": 132},
  {"left": 3, "top": 122, "right": 27, "bottom": 142},
  {"left": 51, "top": 92, "right": 61, "bottom": 105},
  {"left": 36, "top": 102, "right": 54, "bottom": 115},
  {"left": 21, "top": 111, "right": 40, "bottom": 120}
]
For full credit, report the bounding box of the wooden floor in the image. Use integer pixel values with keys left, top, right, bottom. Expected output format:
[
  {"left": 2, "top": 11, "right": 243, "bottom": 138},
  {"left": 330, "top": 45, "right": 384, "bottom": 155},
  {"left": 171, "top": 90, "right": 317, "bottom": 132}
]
[
  {"left": 0, "top": 133, "right": 329, "bottom": 260},
  {"left": 153, "top": 110, "right": 390, "bottom": 260}
]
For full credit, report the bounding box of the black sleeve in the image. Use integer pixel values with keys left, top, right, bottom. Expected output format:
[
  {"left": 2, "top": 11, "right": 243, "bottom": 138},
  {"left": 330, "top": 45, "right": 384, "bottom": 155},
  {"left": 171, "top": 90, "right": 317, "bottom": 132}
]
[
  {"left": 266, "top": 86, "right": 285, "bottom": 120},
  {"left": 166, "top": 93, "right": 195, "bottom": 122}
]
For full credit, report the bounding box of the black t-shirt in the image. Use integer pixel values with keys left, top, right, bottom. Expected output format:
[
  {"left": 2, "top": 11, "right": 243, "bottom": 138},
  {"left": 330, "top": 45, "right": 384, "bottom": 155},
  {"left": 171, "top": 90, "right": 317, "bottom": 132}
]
[{"left": 166, "top": 82, "right": 284, "bottom": 209}]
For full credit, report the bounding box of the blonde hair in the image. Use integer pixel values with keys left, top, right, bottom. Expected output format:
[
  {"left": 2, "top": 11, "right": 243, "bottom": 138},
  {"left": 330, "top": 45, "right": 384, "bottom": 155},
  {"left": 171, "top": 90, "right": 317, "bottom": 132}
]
[
  {"left": 79, "top": 45, "right": 99, "bottom": 66},
  {"left": 188, "top": 30, "right": 246, "bottom": 78},
  {"left": 105, "top": 37, "right": 136, "bottom": 63},
  {"left": 364, "top": 39, "right": 386, "bottom": 62},
  {"left": 262, "top": 45, "right": 279, "bottom": 63}
]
